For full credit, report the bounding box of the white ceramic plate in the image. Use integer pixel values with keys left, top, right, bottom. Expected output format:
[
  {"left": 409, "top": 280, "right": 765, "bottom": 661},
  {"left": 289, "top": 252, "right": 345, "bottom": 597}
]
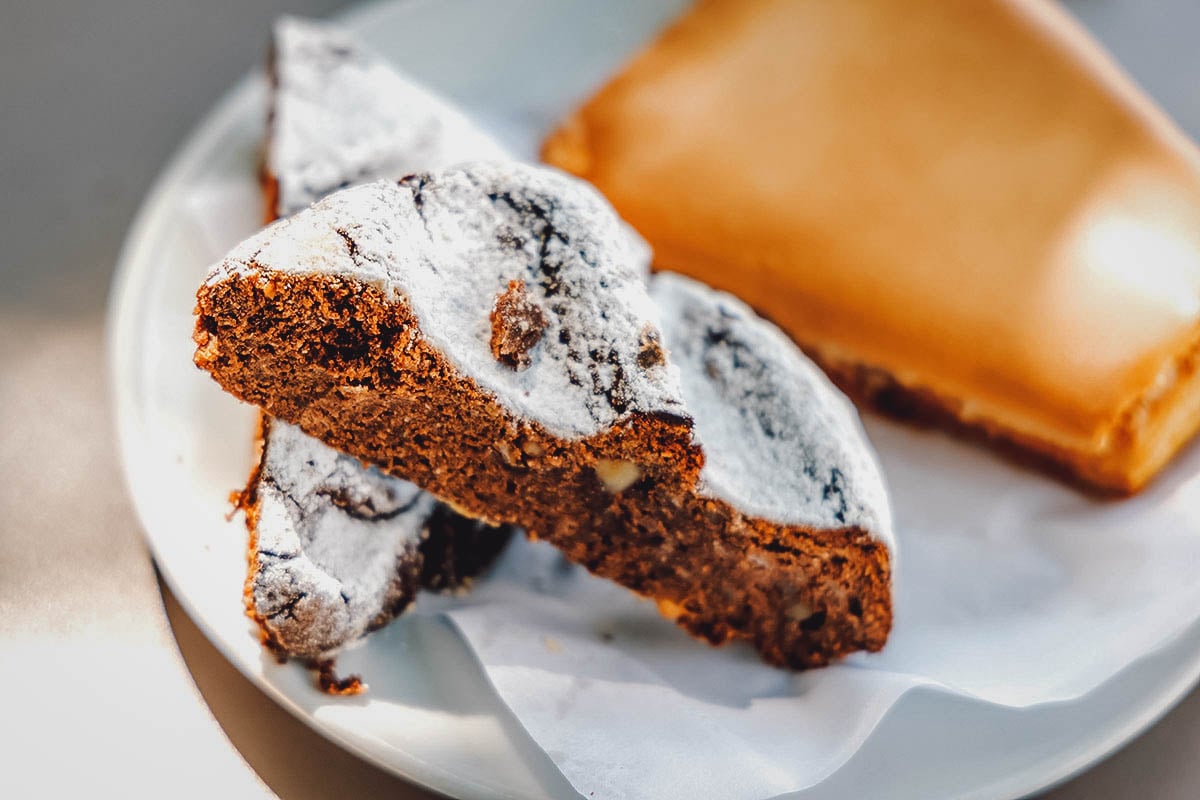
[{"left": 109, "top": 1, "right": 1200, "bottom": 797}]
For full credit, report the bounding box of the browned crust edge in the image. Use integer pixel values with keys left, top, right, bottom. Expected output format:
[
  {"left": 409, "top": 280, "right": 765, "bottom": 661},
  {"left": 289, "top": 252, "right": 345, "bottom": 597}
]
[{"left": 807, "top": 347, "right": 1183, "bottom": 497}]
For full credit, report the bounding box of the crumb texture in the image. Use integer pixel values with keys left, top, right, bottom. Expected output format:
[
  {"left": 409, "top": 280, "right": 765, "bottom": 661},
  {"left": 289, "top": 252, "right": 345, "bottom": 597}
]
[{"left": 268, "top": 16, "right": 507, "bottom": 217}]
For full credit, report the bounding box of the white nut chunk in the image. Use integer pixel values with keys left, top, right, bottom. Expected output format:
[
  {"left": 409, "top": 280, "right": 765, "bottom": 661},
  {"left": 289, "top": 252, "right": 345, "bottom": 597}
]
[{"left": 593, "top": 459, "right": 642, "bottom": 493}]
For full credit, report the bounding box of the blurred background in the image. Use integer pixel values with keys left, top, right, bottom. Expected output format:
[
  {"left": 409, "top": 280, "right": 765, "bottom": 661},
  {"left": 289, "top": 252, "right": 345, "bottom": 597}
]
[{"left": 3, "top": 1, "right": 1200, "bottom": 797}]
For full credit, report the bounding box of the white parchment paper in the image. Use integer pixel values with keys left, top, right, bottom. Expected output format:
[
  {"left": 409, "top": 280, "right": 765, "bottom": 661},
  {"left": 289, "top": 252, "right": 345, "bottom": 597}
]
[{"left": 187, "top": 178, "right": 1200, "bottom": 800}]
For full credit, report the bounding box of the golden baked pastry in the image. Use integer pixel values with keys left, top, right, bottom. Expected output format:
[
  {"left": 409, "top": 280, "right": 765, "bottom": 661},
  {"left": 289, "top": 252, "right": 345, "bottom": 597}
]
[{"left": 542, "top": 0, "right": 1200, "bottom": 493}]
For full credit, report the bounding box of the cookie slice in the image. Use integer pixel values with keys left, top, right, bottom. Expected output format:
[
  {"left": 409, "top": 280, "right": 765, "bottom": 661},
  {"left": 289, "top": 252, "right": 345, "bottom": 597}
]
[
  {"left": 195, "top": 162, "right": 893, "bottom": 666},
  {"left": 197, "top": 161, "right": 699, "bottom": 526},
  {"left": 244, "top": 417, "right": 513, "bottom": 661}
]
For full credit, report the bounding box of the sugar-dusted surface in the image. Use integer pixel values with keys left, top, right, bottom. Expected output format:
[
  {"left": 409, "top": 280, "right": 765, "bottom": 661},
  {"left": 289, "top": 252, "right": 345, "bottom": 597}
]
[
  {"left": 210, "top": 163, "right": 688, "bottom": 437},
  {"left": 653, "top": 272, "right": 893, "bottom": 549},
  {"left": 268, "top": 16, "right": 507, "bottom": 217},
  {"left": 251, "top": 419, "right": 435, "bottom": 657}
]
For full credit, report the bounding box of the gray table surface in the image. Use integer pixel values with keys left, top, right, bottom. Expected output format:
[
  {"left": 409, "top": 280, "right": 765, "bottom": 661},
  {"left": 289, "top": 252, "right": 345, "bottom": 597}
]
[{"left": 3, "top": 1, "right": 1199, "bottom": 797}]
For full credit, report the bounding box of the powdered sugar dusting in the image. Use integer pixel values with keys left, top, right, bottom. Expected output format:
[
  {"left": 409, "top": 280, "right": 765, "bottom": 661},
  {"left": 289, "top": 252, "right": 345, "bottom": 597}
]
[
  {"left": 211, "top": 163, "right": 688, "bottom": 437},
  {"left": 268, "top": 16, "right": 507, "bottom": 217},
  {"left": 251, "top": 420, "right": 436, "bottom": 657},
  {"left": 652, "top": 273, "right": 893, "bottom": 549}
]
